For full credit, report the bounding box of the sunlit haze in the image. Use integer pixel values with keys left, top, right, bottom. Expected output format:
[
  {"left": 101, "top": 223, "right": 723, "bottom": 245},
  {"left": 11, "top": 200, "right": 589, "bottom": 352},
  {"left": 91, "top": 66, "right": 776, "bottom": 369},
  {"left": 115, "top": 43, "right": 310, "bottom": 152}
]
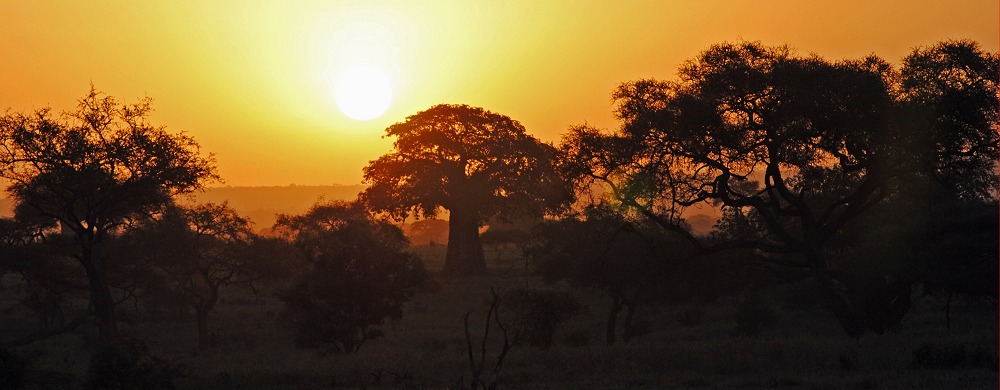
[
  {"left": 334, "top": 65, "right": 393, "bottom": 120},
  {"left": 1, "top": 1, "right": 996, "bottom": 186}
]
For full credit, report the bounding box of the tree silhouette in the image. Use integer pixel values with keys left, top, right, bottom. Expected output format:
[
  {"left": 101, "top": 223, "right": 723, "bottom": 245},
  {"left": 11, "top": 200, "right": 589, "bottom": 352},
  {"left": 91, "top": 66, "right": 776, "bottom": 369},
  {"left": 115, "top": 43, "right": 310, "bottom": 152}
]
[
  {"left": 275, "top": 201, "right": 428, "bottom": 353},
  {"left": 116, "top": 203, "right": 260, "bottom": 349},
  {"left": 404, "top": 218, "right": 449, "bottom": 246},
  {"left": 562, "top": 41, "right": 998, "bottom": 337},
  {"left": 362, "top": 104, "right": 571, "bottom": 275},
  {"left": 530, "top": 205, "right": 697, "bottom": 345},
  {"left": 0, "top": 86, "right": 218, "bottom": 342},
  {"left": 899, "top": 40, "right": 999, "bottom": 201}
]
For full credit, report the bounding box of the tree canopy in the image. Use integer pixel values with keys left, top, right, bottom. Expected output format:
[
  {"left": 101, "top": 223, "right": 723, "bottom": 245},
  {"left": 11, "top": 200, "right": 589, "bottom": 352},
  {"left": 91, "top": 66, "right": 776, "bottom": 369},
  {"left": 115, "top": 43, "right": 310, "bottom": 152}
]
[
  {"left": 0, "top": 86, "right": 219, "bottom": 341},
  {"left": 560, "top": 40, "right": 998, "bottom": 337},
  {"left": 362, "top": 104, "right": 571, "bottom": 275},
  {"left": 275, "top": 201, "right": 427, "bottom": 353},
  {"left": 116, "top": 202, "right": 260, "bottom": 349}
]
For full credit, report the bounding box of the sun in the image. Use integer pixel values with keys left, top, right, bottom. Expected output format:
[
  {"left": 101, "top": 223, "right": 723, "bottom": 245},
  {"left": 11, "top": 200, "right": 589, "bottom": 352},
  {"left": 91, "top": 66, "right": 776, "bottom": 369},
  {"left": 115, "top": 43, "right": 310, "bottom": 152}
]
[{"left": 333, "top": 65, "right": 393, "bottom": 121}]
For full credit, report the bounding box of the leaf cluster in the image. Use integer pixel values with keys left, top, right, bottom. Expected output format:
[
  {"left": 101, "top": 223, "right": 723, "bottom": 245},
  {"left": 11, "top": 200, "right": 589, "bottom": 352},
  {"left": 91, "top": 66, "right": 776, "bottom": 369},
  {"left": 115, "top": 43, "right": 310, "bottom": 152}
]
[{"left": 275, "top": 201, "right": 428, "bottom": 353}]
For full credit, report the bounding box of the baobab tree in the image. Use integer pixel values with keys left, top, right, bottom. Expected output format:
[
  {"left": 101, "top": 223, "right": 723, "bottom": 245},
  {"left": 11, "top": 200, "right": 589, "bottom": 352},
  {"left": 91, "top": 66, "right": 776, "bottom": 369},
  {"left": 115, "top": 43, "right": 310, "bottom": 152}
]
[{"left": 362, "top": 104, "right": 571, "bottom": 275}]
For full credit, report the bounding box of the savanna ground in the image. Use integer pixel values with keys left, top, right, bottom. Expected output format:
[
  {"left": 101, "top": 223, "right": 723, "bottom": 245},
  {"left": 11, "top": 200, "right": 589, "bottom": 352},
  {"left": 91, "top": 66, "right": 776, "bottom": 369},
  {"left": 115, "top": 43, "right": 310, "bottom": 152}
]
[{"left": 3, "top": 245, "right": 997, "bottom": 389}]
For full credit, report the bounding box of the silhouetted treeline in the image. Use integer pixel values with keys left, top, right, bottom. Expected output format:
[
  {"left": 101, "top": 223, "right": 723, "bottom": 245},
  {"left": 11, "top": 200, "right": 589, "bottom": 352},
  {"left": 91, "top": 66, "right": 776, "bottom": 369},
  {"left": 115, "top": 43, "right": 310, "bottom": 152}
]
[{"left": 0, "top": 39, "right": 996, "bottom": 388}]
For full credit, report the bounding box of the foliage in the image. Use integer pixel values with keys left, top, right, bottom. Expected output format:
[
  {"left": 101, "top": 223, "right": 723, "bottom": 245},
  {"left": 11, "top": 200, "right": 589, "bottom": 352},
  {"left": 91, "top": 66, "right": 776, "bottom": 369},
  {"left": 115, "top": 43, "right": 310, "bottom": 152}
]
[
  {"left": 275, "top": 201, "right": 428, "bottom": 353},
  {"left": 559, "top": 40, "right": 998, "bottom": 337},
  {"left": 85, "top": 337, "right": 180, "bottom": 390},
  {"left": 362, "top": 104, "right": 572, "bottom": 274},
  {"left": 913, "top": 200, "right": 999, "bottom": 299},
  {"left": 405, "top": 218, "right": 449, "bottom": 246},
  {"left": 0, "top": 220, "right": 82, "bottom": 332},
  {"left": 112, "top": 202, "right": 264, "bottom": 349},
  {"left": 0, "top": 86, "right": 218, "bottom": 341},
  {"left": 481, "top": 216, "right": 538, "bottom": 254},
  {"left": 899, "top": 40, "right": 1000, "bottom": 200},
  {"left": 506, "top": 289, "right": 581, "bottom": 349},
  {"left": 529, "top": 204, "right": 700, "bottom": 344}
]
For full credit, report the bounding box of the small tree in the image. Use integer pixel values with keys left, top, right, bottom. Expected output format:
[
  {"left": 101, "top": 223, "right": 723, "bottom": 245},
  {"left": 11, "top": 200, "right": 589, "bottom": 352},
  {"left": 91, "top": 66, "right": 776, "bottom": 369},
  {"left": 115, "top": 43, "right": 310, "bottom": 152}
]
[
  {"left": 530, "top": 205, "right": 695, "bottom": 345},
  {"left": 362, "top": 104, "right": 572, "bottom": 275},
  {"left": 275, "top": 201, "right": 427, "bottom": 353},
  {"left": 505, "top": 289, "right": 580, "bottom": 349},
  {"left": 0, "top": 86, "right": 218, "bottom": 342},
  {"left": 116, "top": 203, "right": 260, "bottom": 349}
]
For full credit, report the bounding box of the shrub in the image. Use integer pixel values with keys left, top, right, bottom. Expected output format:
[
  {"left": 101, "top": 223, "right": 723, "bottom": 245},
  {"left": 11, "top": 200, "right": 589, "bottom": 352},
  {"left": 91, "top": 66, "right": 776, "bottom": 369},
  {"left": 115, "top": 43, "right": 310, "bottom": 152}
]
[
  {"left": 85, "top": 338, "right": 179, "bottom": 390},
  {"left": 507, "top": 289, "right": 581, "bottom": 349},
  {"left": 276, "top": 201, "right": 428, "bottom": 354}
]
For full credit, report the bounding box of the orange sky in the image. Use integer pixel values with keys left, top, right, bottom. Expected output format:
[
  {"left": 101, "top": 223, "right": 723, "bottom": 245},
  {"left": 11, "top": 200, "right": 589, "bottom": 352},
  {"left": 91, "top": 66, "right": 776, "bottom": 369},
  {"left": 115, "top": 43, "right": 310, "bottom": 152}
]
[{"left": 2, "top": 1, "right": 996, "bottom": 186}]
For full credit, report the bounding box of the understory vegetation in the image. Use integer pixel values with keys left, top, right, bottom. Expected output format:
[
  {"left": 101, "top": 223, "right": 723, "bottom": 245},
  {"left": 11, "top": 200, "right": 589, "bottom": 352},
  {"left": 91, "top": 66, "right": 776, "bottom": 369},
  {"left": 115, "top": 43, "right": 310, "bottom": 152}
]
[{"left": 1, "top": 247, "right": 996, "bottom": 389}]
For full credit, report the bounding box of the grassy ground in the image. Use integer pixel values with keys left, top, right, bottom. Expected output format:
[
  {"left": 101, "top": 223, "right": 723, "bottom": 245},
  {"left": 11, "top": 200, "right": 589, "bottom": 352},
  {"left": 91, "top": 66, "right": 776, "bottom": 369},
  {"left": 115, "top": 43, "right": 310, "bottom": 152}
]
[{"left": 5, "top": 245, "right": 998, "bottom": 389}]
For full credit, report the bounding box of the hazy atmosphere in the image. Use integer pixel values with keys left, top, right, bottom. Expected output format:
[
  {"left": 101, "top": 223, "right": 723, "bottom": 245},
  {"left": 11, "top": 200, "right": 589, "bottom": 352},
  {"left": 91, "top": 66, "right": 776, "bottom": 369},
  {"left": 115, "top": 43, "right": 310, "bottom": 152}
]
[
  {"left": 0, "top": 2, "right": 997, "bottom": 389},
  {"left": 2, "top": 1, "right": 995, "bottom": 186}
]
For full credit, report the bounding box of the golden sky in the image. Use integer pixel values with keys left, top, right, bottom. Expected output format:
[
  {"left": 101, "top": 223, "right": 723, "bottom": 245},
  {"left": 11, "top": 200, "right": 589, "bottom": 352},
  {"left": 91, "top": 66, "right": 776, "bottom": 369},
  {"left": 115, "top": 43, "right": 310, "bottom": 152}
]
[{"left": 1, "top": 1, "right": 996, "bottom": 186}]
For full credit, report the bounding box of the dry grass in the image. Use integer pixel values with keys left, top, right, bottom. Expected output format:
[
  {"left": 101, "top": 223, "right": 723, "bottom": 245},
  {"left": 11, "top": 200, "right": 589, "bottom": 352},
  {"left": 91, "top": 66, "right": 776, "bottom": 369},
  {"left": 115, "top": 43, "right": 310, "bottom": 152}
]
[{"left": 5, "top": 246, "right": 998, "bottom": 389}]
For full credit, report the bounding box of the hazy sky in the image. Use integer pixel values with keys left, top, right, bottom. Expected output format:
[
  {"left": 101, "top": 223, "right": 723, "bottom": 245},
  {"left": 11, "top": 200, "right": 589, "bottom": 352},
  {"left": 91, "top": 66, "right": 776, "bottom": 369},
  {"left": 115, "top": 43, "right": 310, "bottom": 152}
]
[{"left": 2, "top": 1, "right": 996, "bottom": 186}]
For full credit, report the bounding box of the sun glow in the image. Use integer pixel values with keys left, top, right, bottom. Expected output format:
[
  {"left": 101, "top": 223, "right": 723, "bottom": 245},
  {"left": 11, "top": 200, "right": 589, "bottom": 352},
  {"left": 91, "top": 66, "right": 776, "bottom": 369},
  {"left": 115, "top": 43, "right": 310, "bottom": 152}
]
[{"left": 334, "top": 65, "right": 393, "bottom": 120}]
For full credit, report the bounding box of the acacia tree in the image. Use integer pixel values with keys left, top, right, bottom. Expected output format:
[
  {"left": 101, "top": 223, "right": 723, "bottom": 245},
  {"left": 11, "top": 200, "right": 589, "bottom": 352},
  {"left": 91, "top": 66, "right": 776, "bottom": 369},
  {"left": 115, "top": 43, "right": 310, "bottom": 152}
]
[
  {"left": 0, "top": 87, "right": 218, "bottom": 342},
  {"left": 562, "top": 41, "right": 997, "bottom": 337},
  {"left": 362, "top": 104, "right": 571, "bottom": 275},
  {"left": 530, "top": 205, "right": 685, "bottom": 345},
  {"left": 117, "top": 203, "right": 260, "bottom": 349}
]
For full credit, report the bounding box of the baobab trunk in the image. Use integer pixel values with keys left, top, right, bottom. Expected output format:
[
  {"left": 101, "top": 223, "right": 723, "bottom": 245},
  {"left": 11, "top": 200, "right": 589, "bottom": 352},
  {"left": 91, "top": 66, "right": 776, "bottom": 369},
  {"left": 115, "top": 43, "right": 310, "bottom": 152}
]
[{"left": 444, "top": 208, "right": 486, "bottom": 275}]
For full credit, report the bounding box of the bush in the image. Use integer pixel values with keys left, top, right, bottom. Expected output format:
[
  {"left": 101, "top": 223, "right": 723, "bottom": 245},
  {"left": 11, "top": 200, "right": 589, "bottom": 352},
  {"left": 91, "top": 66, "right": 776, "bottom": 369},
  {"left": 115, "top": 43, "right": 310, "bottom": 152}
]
[
  {"left": 85, "top": 338, "right": 179, "bottom": 390},
  {"left": 507, "top": 289, "right": 581, "bottom": 349},
  {"left": 276, "top": 201, "right": 428, "bottom": 354}
]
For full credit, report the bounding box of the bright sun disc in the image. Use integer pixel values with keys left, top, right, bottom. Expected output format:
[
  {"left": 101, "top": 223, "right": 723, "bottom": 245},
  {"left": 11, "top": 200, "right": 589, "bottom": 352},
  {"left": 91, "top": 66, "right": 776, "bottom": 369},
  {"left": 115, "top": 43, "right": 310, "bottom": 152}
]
[{"left": 334, "top": 66, "right": 392, "bottom": 120}]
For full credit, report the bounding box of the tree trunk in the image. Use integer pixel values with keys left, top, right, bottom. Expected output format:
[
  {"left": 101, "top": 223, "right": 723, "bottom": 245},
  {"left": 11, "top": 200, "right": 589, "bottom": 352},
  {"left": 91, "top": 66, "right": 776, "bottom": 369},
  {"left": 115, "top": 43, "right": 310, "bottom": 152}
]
[
  {"left": 808, "top": 251, "right": 866, "bottom": 338},
  {"left": 196, "top": 285, "right": 220, "bottom": 350},
  {"left": 605, "top": 296, "right": 623, "bottom": 346},
  {"left": 80, "top": 241, "right": 117, "bottom": 344},
  {"left": 621, "top": 302, "right": 637, "bottom": 344},
  {"left": 444, "top": 208, "right": 486, "bottom": 275}
]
